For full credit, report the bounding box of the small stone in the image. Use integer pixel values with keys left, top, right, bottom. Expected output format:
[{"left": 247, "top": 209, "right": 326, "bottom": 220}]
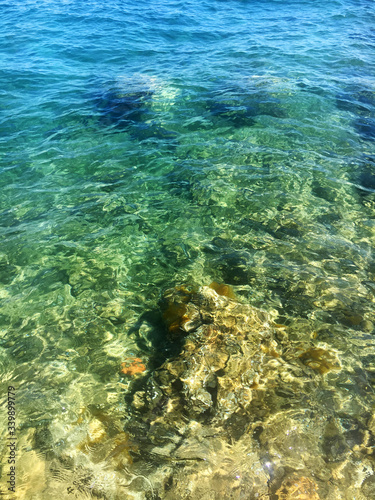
[
  {"left": 87, "top": 418, "right": 106, "bottom": 444},
  {"left": 275, "top": 475, "right": 320, "bottom": 499}
]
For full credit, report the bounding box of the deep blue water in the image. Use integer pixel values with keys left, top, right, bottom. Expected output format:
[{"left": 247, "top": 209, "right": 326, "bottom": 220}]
[{"left": 1, "top": 0, "right": 375, "bottom": 497}]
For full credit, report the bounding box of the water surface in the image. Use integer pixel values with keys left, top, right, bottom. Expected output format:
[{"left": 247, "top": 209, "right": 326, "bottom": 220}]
[{"left": 1, "top": 0, "right": 375, "bottom": 498}]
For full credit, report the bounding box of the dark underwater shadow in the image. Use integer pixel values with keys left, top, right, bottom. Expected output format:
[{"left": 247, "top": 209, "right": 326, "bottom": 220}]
[
  {"left": 206, "top": 83, "right": 286, "bottom": 128},
  {"left": 94, "top": 87, "right": 154, "bottom": 130},
  {"left": 353, "top": 155, "right": 375, "bottom": 197},
  {"left": 90, "top": 76, "right": 178, "bottom": 142},
  {"left": 335, "top": 85, "right": 375, "bottom": 200},
  {"left": 336, "top": 84, "right": 375, "bottom": 142},
  {"left": 354, "top": 117, "right": 375, "bottom": 141}
]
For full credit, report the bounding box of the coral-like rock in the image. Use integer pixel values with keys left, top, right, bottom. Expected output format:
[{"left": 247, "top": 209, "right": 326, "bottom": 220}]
[{"left": 120, "top": 357, "right": 146, "bottom": 376}]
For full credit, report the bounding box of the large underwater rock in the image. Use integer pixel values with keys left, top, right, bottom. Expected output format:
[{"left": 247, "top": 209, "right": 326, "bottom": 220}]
[
  {"left": 28, "top": 284, "right": 375, "bottom": 499},
  {"left": 93, "top": 75, "right": 155, "bottom": 129},
  {"left": 355, "top": 155, "right": 375, "bottom": 196},
  {"left": 336, "top": 85, "right": 375, "bottom": 142},
  {"left": 207, "top": 83, "right": 286, "bottom": 128},
  {"left": 93, "top": 74, "right": 178, "bottom": 141},
  {"left": 124, "top": 284, "right": 278, "bottom": 497},
  {"left": 121, "top": 284, "right": 354, "bottom": 499}
]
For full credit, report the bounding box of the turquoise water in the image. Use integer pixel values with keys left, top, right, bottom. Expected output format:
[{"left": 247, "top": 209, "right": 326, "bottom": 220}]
[{"left": 1, "top": 0, "right": 375, "bottom": 498}]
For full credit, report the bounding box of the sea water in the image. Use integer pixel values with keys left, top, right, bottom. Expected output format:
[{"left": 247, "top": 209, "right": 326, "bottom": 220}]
[{"left": 1, "top": 0, "right": 375, "bottom": 498}]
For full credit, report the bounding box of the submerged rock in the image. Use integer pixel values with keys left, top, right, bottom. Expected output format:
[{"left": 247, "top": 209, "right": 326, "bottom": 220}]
[
  {"left": 298, "top": 346, "right": 341, "bottom": 374},
  {"left": 95, "top": 87, "right": 153, "bottom": 128},
  {"left": 116, "top": 284, "right": 375, "bottom": 498},
  {"left": 336, "top": 85, "right": 375, "bottom": 142},
  {"left": 351, "top": 156, "right": 375, "bottom": 198},
  {"left": 354, "top": 116, "right": 375, "bottom": 141},
  {"left": 93, "top": 74, "right": 177, "bottom": 141},
  {"left": 26, "top": 284, "right": 375, "bottom": 498},
  {"left": 207, "top": 83, "right": 286, "bottom": 128},
  {"left": 275, "top": 474, "right": 320, "bottom": 500},
  {"left": 93, "top": 74, "right": 156, "bottom": 130},
  {"left": 123, "top": 286, "right": 284, "bottom": 494}
]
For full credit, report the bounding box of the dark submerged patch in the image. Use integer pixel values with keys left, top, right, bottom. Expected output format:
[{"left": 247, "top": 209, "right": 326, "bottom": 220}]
[
  {"left": 94, "top": 88, "right": 154, "bottom": 130},
  {"left": 207, "top": 84, "right": 285, "bottom": 128}
]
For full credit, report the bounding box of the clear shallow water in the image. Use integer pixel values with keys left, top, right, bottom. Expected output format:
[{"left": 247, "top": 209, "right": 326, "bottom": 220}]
[{"left": 1, "top": 0, "right": 375, "bottom": 498}]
